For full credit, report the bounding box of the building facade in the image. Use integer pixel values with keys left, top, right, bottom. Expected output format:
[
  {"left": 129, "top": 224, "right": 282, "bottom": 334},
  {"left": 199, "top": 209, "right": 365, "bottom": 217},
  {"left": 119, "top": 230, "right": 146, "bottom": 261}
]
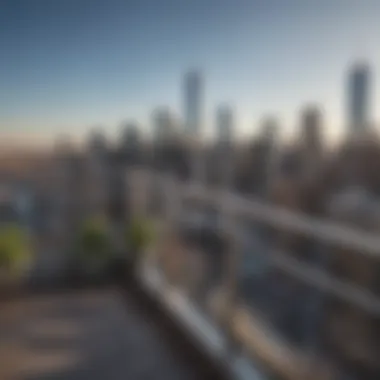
[
  {"left": 184, "top": 70, "right": 203, "bottom": 137},
  {"left": 348, "top": 63, "right": 370, "bottom": 134}
]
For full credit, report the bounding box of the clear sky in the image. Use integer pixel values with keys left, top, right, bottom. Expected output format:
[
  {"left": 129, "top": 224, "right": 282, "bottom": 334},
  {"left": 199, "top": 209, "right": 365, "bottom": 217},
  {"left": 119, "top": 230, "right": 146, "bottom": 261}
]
[{"left": 1, "top": 0, "right": 380, "bottom": 145}]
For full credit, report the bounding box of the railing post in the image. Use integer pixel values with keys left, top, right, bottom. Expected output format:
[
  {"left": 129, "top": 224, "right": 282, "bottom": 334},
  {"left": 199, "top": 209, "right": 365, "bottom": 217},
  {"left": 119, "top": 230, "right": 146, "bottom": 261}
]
[
  {"left": 219, "top": 191, "right": 241, "bottom": 358},
  {"left": 225, "top": 234, "right": 241, "bottom": 359},
  {"left": 154, "top": 173, "right": 182, "bottom": 288}
]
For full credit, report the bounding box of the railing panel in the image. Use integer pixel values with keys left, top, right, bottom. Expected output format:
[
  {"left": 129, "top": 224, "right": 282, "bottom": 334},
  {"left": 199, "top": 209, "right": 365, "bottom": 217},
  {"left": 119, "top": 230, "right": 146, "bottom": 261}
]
[{"left": 130, "top": 170, "right": 380, "bottom": 380}]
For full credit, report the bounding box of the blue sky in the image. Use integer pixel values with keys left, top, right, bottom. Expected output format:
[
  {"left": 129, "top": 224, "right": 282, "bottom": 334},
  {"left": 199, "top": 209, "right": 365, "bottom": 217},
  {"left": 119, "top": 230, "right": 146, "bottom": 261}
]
[{"left": 1, "top": 0, "right": 380, "bottom": 144}]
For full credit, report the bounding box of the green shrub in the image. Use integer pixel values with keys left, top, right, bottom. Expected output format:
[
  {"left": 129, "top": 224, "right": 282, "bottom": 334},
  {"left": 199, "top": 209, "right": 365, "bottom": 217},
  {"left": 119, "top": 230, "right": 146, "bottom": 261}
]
[
  {"left": 125, "top": 218, "right": 155, "bottom": 262},
  {"left": 0, "top": 224, "right": 31, "bottom": 275},
  {"left": 75, "top": 217, "right": 111, "bottom": 273}
]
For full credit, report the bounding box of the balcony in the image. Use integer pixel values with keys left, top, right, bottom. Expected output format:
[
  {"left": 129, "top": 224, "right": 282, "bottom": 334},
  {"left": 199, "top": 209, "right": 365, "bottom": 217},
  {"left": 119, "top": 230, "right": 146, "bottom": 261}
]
[{"left": 1, "top": 168, "right": 379, "bottom": 380}]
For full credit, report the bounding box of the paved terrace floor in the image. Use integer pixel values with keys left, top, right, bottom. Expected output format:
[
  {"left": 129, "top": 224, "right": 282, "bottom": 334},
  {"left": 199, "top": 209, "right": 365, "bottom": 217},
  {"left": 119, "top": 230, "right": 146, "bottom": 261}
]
[{"left": 0, "top": 286, "right": 207, "bottom": 380}]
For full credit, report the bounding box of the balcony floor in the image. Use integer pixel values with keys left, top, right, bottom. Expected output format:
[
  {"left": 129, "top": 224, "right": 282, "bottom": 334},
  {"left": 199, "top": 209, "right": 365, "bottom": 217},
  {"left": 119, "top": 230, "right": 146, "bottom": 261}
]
[{"left": 0, "top": 286, "right": 203, "bottom": 380}]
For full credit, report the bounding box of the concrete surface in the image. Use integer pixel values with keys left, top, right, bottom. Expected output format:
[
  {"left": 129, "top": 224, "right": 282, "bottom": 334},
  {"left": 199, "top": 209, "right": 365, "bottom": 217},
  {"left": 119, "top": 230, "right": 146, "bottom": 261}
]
[{"left": 0, "top": 287, "right": 200, "bottom": 380}]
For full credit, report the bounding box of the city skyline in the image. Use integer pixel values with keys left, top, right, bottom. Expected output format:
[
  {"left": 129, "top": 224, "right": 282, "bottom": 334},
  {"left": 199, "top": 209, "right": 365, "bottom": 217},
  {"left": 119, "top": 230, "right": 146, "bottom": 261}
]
[{"left": 2, "top": 0, "right": 380, "bottom": 145}]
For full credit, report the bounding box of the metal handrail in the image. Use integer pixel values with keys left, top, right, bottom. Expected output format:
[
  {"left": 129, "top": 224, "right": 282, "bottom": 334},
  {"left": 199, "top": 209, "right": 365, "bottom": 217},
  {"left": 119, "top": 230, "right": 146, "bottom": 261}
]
[
  {"left": 182, "top": 180, "right": 380, "bottom": 259},
  {"left": 129, "top": 168, "right": 380, "bottom": 378},
  {"left": 145, "top": 175, "right": 380, "bottom": 315}
]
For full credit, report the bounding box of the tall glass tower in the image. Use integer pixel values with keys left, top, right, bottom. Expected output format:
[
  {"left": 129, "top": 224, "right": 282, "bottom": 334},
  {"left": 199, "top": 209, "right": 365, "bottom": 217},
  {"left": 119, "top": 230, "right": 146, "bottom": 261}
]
[
  {"left": 216, "top": 105, "right": 234, "bottom": 188},
  {"left": 348, "top": 63, "right": 370, "bottom": 133},
  {"left": 184, "top": 70, "right": 203, "bottom": 137},
  {"left": 216, "top": 105, "right": 233, "bottom": 144},
  {"left": 183, "top": 70, "right": 204, "bottom": 181}
]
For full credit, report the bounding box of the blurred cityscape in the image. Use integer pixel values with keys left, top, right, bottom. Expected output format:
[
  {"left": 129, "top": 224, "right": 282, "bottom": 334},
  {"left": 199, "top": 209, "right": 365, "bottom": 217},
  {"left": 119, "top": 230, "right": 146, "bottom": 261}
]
[{"left": 1, "top": 60, "right": 380, "bottom": 380}]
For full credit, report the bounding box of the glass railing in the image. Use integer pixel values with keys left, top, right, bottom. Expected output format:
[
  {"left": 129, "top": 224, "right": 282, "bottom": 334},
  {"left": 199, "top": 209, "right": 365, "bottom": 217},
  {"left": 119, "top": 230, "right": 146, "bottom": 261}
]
[{"left": 128, "top": 168, "right": 380, "bottom": 380}]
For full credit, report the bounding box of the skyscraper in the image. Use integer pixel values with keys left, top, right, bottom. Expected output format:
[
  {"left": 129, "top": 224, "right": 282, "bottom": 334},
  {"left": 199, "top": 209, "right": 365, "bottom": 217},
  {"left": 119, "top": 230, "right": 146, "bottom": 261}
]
[
  {"left": 259, "top": 116, "right": 279, "bottom": 193},
  {"left": 119, "top": 122, "right": 140, "bottom": 164},
  {"left": 184, "top": 70, "right": 203, "bottom": 137},
  {"left": 152, "top": 107, "right": 175, "bottom": 144},
  {"left": 301, "top": 106, "right": 322, "bottom": 151},
  {"left": 300, "top": 106, "right": 323, "bottom": 181},
  {"left": 88, "top": 128, "right": 107, "bottom": 160},
  {"left": 183, "top": 70, "right": 204, "bottom": 181},
  {"left": 152, "top": 107, "right": 178, "bottom": 172},
  {"left": 216, "top": 105, "right": 233, "bottom": 144},
  {"left": 215, "top": 105, "right": 234, "bottom": 187},
  {"left": 348, "top": 63, "right": 370, "bottom": 133},
  {"left": 121, "top": 122, "right": 139, "bottom": 150}
]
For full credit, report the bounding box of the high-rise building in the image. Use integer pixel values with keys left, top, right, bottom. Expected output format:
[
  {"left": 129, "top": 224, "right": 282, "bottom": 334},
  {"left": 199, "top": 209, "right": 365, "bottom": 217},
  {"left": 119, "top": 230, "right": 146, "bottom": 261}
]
[
  {"left": 347, "top": 63, "right": 370, "bottom": 133},
  {"left": 215, "top": 105, "right": 234, "bottom": 187},
  {"left": 88, "top": 128, "right": 107, "bottom": 161},
  {"left": 300, "top": 106, "right": 323, "bottom": 181},
  {"left": 183, "top": 70, "right": 204, "bottom": 181},
  {"left": 119, "top": 122, "right": 140, "bottom": 164},
  {"left": 152, "top": 107, "right": 175, "bottom": 144},
  {"left": 184, "top": 70, "right": 203, "bottom": 137},
  {"left": 86, "top": 128, "right": 109, "bottom": 218},
  {"left": 259, "top": 116, "right": 279, "bottom": 193},
  {"left": 216, "top": 105, "right": 233, "bottom": 144},
  {"left": 121, "top": 122, "right": 139, "bottom": 150},
  {"left": 152, "top": 108, "right": 178, "bottom": 172},
  {"left": 301, "top": 106, "right": 322, "bottom": 151}
]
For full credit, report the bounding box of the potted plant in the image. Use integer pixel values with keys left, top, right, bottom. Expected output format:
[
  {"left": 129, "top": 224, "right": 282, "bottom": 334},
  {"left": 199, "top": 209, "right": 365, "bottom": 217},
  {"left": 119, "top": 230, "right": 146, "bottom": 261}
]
[
  {"left": 125, "top": 217, "right": 155, "bottom": 272},
  {"left": 71, "top": 217, "right": 112, "bottom": 284},
  {"left": 0, "top": 224, "right": 31, "bottom": 297}
]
